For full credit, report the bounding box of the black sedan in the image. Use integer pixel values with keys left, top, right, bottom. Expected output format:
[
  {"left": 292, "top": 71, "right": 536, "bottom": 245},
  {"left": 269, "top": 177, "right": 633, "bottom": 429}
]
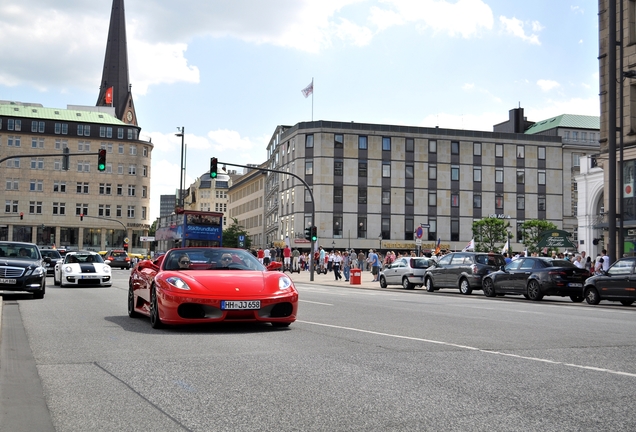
[
  {"left": 481, "top": 257, "right": 590, "bottom": 302},
  {"left": 0, "top": 241, "right": 46, "bottom": 299},
  {"left": 583, "top": 257, "right": 636, "bottom": 306}
]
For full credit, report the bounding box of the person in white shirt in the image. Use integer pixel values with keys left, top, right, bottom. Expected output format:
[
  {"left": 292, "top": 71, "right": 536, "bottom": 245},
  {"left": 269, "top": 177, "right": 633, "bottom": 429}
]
[
  {"left": 601, "top": 249, "right": 611, "bottom": 271},
  {"left": 263, "top": 248, "right": 271, "bottom": 265},
  {"left": 573, "top": 255, "right": 584, "bottom": 269}
]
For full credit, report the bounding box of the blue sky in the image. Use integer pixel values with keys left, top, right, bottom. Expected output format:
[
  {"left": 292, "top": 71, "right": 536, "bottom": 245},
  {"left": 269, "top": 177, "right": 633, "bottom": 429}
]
[{"left": 0, "top": 0, "right": 599, "bottom": 221}]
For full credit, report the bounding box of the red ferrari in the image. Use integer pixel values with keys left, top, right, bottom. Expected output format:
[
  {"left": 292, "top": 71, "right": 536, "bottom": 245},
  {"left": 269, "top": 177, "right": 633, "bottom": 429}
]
[{"left": 128, "top": 247, "right": 298, "bottom": 329}]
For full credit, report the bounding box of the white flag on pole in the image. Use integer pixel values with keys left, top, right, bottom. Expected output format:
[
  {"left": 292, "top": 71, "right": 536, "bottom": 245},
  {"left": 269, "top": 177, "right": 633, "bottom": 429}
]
[
  {"left": 462, "top": 239, "right": 475, "bottom": 251},
  {"left": 501, "top": 239, "right": 509, "bottom": 255},
  {"left": 301, "top": 80, "right": 314, "bottom": 98}
]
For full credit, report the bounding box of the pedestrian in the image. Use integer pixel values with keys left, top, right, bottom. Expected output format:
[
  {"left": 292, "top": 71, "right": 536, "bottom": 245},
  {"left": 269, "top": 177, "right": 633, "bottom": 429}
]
[
  {"left": 292, "top": 248, "right": 300, "bottom": 272},
  {"left": 358, "top": 250, "right": 366, "bottom": 270},
  {"left": 333, "top": 250, "right": 342, "bottom": 280},
  {"left": 343, "top": 251, "right": 351, "bottom": 282},
  {"left": 368, "top": 249, "right": 380, "bottom": 282},
  {"left": 283, "top": 244, "right": 291, "bottom": 271},
  {"left": 263, "top": 247, "right": 271, "bottom": 265},
  {"left": 573, "top": 255, "right": 584, "bottom": 269},
  {"left": 257, "top": 248, "right": 264, "bottom": 264},
  {"left": 585, "top": 256, "right": 592, "bottom": 272},
  {"left": 594, "top": 256, "right": 604, "bottom": 275},
  {"left": 319, "top": 246, "right": 326, "bottom": 274},
  {"left": 601, "top": 249, "right": 611, "bottom": 271}
]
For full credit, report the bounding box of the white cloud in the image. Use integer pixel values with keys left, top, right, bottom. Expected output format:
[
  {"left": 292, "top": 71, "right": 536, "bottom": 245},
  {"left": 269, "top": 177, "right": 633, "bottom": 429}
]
[
  {"left": 525, "top": 96, "right": 600, "bottom": 119},
  {"left": 537, "top": 79, "right": 560, "bottom": 92},
  {"left": 371, "top": 0, "right": 494, "bottom": 38},
  {"left": 499, "top": 16, "right": 542, "bottom": 45}
]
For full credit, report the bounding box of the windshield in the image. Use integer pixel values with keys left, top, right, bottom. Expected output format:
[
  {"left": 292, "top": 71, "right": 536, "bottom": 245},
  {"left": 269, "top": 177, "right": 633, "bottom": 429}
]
[
  {"left": 65, "top": 254, "right": 104, "bottom": 264},
  {"left": 0, "top": 243, "right": 39, "bottom": 260},
  {"left": 164, "top": 248, "right": 265, "bottom": 271}
]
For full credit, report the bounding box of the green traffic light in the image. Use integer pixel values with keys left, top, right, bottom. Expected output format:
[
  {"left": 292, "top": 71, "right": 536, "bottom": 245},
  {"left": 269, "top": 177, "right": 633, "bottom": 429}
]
[
  {"left": 211, "top": 171, "right": 217, "bottom": 178},
  {"left": 98, "top": 163, "right": 105, "bottom": 171}
]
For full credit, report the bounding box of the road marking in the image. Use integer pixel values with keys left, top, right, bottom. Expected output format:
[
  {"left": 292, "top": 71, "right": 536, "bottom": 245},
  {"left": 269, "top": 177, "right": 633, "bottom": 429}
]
[
  {"left": 300, "top": 300, "right": 333, "bottom": 306},
  {"left": 298, "top": 320, "right": 636, "bottom": 378}
]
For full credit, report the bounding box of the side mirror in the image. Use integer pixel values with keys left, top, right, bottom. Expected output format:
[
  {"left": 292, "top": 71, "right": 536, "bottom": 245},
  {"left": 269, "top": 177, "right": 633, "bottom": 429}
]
[
  {"left": 104, "top": 259, "right": 112, "bottom": 265},
  {"left": 267, "top": 261, "right": 283, "bottom": 272}
]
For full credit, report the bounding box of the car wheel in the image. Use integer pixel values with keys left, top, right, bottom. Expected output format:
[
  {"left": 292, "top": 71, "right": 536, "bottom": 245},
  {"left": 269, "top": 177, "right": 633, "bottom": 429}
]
[
  {"left": 482, "top": 278, "right": 496, "bottom": 297},
  {"left": 620, "top": 300, "right": 634, "bottom": 306},
  {"left": 584, "top": 287, "right": 600, "bottom": 305},
  {"left": 402, "top": 278, "right": 414, "bottom": 290},
  {"left": 526, "top": 280, "right": 543, "bottom": 301},
  {"left": 569, "top": 295, "right": 585, "bottom": 303},
  {"left": 459, "top": 278, "right": 472, "bottom": 295},
  {"left": 32, "top": 283, "right": 45, "bottom": 300},
  {"left": 271, "top": 322, "right": 291, "bottom": 328},
  {"left": 425, "top": 277, "right": 435, "bottom": 292},
  {"left": 128, "top": 284, "right": 141, "bottom": 318},
  {"left": 379, "top": 276, "right": 387, "bottom": 288},
  {"left": 150, "top": 287, "right": 164, "bottom": 329}
]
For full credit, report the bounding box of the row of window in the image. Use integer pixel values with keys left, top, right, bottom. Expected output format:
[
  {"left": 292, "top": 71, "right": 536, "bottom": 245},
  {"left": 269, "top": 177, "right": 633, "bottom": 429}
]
[
  {"left": 4, "top": 159, "right": 148, "bottom": 175},
  {"left": 6, "top": 180, "right": 148, "bottom": 197},
  {"left": 330, "top": 187, "right": 546, "bottom": 211},
  {"left": 0, "top": 118, "right": 138, "bottom": 140},
  {"left": 305, "top": 160, "right": 548, "bottom": 184},
  {"left": 305, "top": 134, "right": 549, "bottom": 159},
  {"left": 2, "top": 135, "right": 149, "bottom": 157},
  {"left": 308, "top": 214, "right": 532, "bottom": 243},
  {"left": 5, "top": 200, "right": 146, "bottom": 220}
]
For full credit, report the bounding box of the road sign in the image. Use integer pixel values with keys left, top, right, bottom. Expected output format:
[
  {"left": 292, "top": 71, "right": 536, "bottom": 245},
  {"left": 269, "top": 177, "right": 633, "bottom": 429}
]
[
  {"left": 420, "top": 224, "right": 430, "bottom": 229},
  {"left": 415, "top": 227, "right": 423, "bottom": 239},
  {"left": 415, "top": 238, "right": 422, "bottom": 246},
  {"left": 140, "top": 236, "right": 155, "bottom": 242}
]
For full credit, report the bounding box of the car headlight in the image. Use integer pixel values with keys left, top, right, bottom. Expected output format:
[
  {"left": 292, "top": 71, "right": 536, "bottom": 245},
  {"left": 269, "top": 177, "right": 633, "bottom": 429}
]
[
  {"left": 166, "top": 277, "right": 190, "bottom": 290},
  {"left": 64, "top": 265, "right": 73, "bottom": 273},
  {"left": 279, "top": 275, "right": 293, "bottom": 290},
  {"left": 102, "top": 265, "right": 111, "bottom": 273},
  {"left": 25, "top": 266, "right": 44, "bottom": 276}
]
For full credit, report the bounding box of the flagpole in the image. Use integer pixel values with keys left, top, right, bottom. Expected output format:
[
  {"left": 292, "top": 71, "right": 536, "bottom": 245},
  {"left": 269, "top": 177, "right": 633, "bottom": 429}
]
[{"left": 311, "top": 77, "right": 314, "bottom": 122}]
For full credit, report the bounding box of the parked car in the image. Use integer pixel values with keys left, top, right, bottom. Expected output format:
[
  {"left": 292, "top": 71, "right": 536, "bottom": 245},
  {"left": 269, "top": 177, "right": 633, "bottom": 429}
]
[
  {"left": 583, "top": 257, "right": 636, "bottom": 306},
  {"left": 39, "top": 248, "right": 63, "bottom": 276},
  {"left": 482, "top": 257, "right": 590, "bottom": 302},
  {"left": 0, "top": 241, "right": 46, "bottom": 299},
  {"left": 53, "top": 251, "right": 112, "bottom": 287},
  {"left": 105, "top": 249, "right": 131, "bottom": 269},
  {"left": 128, "top": 247, "right": 298, "bottom": 329},
  {"left": 379, "top": 257, "right": 434, "bottom": 289},
  {"left": 424, "top": 252, "right": 506, "bottom": 295}
]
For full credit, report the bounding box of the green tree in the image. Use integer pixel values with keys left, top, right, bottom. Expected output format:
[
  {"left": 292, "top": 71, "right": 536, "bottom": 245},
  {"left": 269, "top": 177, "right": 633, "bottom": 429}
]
[
  {"left": 472, "top": 217, "right": 511, "bottom": 253},
  {"left": 222, "top": 217, "right": 251, "bottom": 249},
  {"left": 520, "top": 219, "right": 558, "bottom": 255}
]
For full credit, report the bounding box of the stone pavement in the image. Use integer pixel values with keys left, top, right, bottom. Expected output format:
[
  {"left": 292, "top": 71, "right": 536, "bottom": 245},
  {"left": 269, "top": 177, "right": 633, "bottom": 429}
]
[{"left": 282, "top": 266, "right": 383, "bottom": 290}]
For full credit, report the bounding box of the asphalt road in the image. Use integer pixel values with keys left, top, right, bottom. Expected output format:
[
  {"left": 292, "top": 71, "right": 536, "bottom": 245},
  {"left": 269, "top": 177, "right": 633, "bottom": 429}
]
[{"left": 2, "top": 269, "right": 636, "bottom": 431}]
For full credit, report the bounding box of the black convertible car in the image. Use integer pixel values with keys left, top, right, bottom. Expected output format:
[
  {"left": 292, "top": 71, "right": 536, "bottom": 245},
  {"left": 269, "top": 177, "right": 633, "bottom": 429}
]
[{"left": 481, "top": 257, "right": 590, "bottom": 302}]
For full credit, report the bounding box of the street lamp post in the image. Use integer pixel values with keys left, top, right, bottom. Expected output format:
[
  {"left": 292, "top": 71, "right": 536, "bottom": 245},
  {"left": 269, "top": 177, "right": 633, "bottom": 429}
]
[{"left": 175, "top": 127, "right": 185, "bottom": 209}]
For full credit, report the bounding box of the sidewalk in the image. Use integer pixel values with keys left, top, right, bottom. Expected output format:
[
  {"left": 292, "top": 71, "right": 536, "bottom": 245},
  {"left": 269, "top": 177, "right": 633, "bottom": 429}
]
[{"left": 283, "top": 267, "right": 383, "bottom": 290}]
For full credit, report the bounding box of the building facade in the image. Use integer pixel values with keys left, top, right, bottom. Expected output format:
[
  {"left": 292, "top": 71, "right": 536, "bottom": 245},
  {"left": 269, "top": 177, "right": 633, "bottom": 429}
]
[
  {"left": 0, "top": 102, "right": 152, "bottom": 252},
  {"left": 227, "top": 163, "right": 267, "bottom": 249},
  {"left": 263, "top": 120, "right": 568, "bottom": 253}
]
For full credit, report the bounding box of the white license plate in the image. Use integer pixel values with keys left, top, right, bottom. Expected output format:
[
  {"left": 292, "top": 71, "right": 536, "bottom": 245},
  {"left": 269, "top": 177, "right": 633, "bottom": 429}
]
[
  {"left": 81, "top": 275, "right": 99, "bottom": 279},
  {"left": 0, "top": 278, "right": 16, "bottom": 284},
  {"left": 568, "top": 283, "right": 582, "bottom": 287},
  {"left": 221, "top": 300, "right": 260, "bottom": 310}
]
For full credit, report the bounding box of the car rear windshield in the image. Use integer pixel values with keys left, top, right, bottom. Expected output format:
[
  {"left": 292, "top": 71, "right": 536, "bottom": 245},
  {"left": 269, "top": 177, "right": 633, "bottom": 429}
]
[
  {"left": 412, "top": 259, "right": 430, "bottom": 269},
  {"left": 111, "top": 252, "right": 127, "bottom": 257},
  {"left": 475, "top": 254, "right": 506, "bottom": 267}
]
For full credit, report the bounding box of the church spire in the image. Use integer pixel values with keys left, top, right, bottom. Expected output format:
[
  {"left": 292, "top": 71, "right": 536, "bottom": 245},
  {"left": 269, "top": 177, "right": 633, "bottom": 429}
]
[{"left": 96, "top": 0, "right": 137, "bottom": 125}]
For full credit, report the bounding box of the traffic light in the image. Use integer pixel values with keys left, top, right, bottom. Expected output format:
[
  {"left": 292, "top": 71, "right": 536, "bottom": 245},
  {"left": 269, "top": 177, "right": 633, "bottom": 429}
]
[
  {"left": 19, "top": 212, "right": 23, "bottom": 220},
  {"left": 311, "top": 226, "right": 318, "bottom": 242},
  {"left": 62, "top": 147, "right": 70, "bottom": 171},
  {"left": 305, "top": 227, "right": 312, "bottom": 240},
  {"left": 80, "top": 213, "right": 84, "bottom": 221},
  {"left": 97, "top": 149, "right": 106, "bottom": 172},
  {"left": 210, "top": 157, "right": 218, "bottom": 178}
]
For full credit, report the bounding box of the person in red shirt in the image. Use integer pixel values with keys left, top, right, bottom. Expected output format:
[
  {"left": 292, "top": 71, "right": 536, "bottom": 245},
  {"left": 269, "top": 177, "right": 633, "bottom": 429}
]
[
  {"left": 283, "top": 245, "right": 291, "bottom": 271},
  {"left": 257, "top": 248, "right": 264, "bottom": 264}
]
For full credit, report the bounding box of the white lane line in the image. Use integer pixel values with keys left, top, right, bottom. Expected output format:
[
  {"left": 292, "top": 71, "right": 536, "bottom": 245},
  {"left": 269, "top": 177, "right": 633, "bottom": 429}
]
[
  {"left": 300, "top": 300, "right": 333, "bottom": 306},
  {"left": 298, "top": 320, "right": 636, "bottom": 378}
]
